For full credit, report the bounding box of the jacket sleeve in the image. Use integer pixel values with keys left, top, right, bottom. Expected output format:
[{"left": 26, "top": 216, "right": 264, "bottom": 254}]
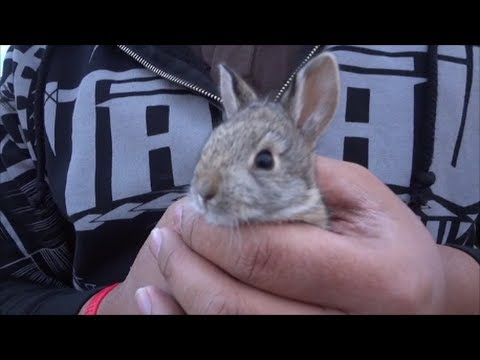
[
  {"left": 445, "top": 215, "right": 480, "bottom": 265},
  {"left": 445, "top": 221, "right": 480, "bottom": 265},
  {"left": 0, "top": 45, "right": 101, "bottom": 314}
]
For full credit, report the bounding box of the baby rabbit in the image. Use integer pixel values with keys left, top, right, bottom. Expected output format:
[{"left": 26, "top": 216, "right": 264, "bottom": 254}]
[{"left": 189, "top": 52, "right": 340, "bottom": 229}]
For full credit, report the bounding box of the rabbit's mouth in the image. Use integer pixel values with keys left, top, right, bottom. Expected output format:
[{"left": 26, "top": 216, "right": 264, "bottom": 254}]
[
  {"left": 188, "top": 191, "right": 206, "bottom": 215},
  {"left": 188, "top": 190, "right": 228, "bottom": 223},
  {"left": 187, "top": 191, "right": 244, "bottom": 227}
]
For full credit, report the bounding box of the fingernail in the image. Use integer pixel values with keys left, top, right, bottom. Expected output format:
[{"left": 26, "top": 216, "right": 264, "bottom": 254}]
[
  {"left": 149, "top": 228, "right": 163, "bottom": 258},
  {"left": 135, "top": 287, "right": 152, "bottom": 315}
]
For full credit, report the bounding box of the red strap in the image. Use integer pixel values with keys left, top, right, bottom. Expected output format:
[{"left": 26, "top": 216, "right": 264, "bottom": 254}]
[{"left": 84, "top": 283, "right": 121, "bottom": 315}]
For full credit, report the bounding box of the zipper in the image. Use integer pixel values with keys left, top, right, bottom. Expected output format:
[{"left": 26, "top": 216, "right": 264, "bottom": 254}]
[
  {"left": 118, "top": 45, "right": 322, "bottom": 106},
  {"left": 117, "top": 45, "right": 222, "bottom": 104},
  {"left": 274, "top": 45, "right": 322, "bottom": 101}
]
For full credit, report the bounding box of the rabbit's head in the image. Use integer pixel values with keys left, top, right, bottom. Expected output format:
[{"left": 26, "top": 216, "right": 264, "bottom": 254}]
[{"left": 190, "top": 52, "right": 340, "bottom": 228}]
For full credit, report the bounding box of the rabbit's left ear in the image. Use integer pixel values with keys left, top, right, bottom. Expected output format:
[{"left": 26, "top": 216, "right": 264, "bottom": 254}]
[
  {"left": 281, "top": 52, "right": 340, "bottom": 148},
  {"left": 218, "top": 64, "right": 258, "bottom": 120}
]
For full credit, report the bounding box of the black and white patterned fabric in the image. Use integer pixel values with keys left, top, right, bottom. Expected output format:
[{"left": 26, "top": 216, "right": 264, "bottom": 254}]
[{"left": 0, "top": 45, "right": 478, "bottom": 313}]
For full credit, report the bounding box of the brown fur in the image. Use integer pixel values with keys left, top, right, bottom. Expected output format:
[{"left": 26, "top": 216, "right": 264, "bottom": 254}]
[{"left": 190, "top": 53, "right": 340, "bottom": 229}]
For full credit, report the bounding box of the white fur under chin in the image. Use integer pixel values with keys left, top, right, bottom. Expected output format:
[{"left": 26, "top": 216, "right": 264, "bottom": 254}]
[{"left": 267, "top": 188, "right": 322, "bottom": 221}]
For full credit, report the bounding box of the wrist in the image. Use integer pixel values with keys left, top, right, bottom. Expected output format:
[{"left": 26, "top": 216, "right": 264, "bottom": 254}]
[
  {"left": 438, "top": 245, "right": 480, "bottom": 314},
  {"left": 79, "top": 282, "right": 122, "bottom": 315}
]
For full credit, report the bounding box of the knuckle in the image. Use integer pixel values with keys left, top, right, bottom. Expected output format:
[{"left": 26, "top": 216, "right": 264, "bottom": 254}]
[
  {"left": 397, "top": 273, "right": 432, "bottom": 314},
  {"left": 158, "top": 245, "right": 181, "bottom": 281},
  {"left": 185, "top": 213, "right": 202, "bottom": 249},
  {"left": 390, "top": 285, "right": 419, "bottom": 314},
  {"left": 376, "top": 266, "right": 423, "bottom": 314},
  {"left": 198, "top": 291, "right": 240, "bottom": 315},
  {"left": 236, "top": 234, "right": 275, "bottom": 284}
]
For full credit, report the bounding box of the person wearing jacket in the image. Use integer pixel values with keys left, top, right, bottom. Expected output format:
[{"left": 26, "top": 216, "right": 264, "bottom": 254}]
[{"left": 0, "top": 45, "right": 478, "bottom": 314}]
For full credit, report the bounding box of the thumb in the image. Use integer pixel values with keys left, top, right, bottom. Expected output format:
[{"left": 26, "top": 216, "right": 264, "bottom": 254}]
[{"left": 135, "top": 286, "right": 185, "bottom": 315}]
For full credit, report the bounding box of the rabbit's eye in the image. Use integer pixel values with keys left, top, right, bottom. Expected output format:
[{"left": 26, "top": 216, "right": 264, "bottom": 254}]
[{"left": 254, "top": 149, "right": 274, "bottom": 170}]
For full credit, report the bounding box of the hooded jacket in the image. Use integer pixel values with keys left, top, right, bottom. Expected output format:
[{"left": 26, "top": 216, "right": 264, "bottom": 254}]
[{"left": 0, "top": 45, "right": 478, "bottom": 314}]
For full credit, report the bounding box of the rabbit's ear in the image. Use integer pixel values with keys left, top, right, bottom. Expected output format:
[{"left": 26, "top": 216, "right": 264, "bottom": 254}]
[
  {"left": 281, "top": 52, "right": 340, "bottom": 148},
  {"left": 219, "top": 64, "right": 258, "bottom": 119}
]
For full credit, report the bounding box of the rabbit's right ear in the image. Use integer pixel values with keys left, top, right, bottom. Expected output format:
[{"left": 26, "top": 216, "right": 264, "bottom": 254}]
[
  {"left": 219, "top": 64, "right": 258, "bottom": 119},
  {"left": 280, "top": 52, "right": 340, "bottom": 148}
]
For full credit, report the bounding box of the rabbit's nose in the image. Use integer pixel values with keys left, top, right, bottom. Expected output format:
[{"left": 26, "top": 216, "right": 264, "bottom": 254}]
[
  {"left": 199, "top": 184, "right": 217, "bottom": 204},
  {"left": 197, "top": 174, "right": 220, "bottom": 204},
  {"left": 203, "top": 189, "right": 216, "bottom": 202}
]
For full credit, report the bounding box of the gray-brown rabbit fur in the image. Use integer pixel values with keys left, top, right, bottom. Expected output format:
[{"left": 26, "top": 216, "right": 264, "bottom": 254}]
[{"left": 189, "top": 52, "right": 340, "bottom": 229}]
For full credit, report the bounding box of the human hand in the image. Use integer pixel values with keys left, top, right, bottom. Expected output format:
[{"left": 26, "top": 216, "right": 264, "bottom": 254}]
[
  {"left": 146, "top": 156, "right": 479, "bottom": 314},
  {"left": 79, "top": 218, "right": 184, "bottom": 315}
]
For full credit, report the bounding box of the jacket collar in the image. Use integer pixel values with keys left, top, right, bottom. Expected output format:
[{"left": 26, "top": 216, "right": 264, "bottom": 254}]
[
  {"left": 121, "top": 45, "right": 219, "bottom": 99},
  {"left": 119, "top": 45, "right": 320, "bottom": 105}
]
